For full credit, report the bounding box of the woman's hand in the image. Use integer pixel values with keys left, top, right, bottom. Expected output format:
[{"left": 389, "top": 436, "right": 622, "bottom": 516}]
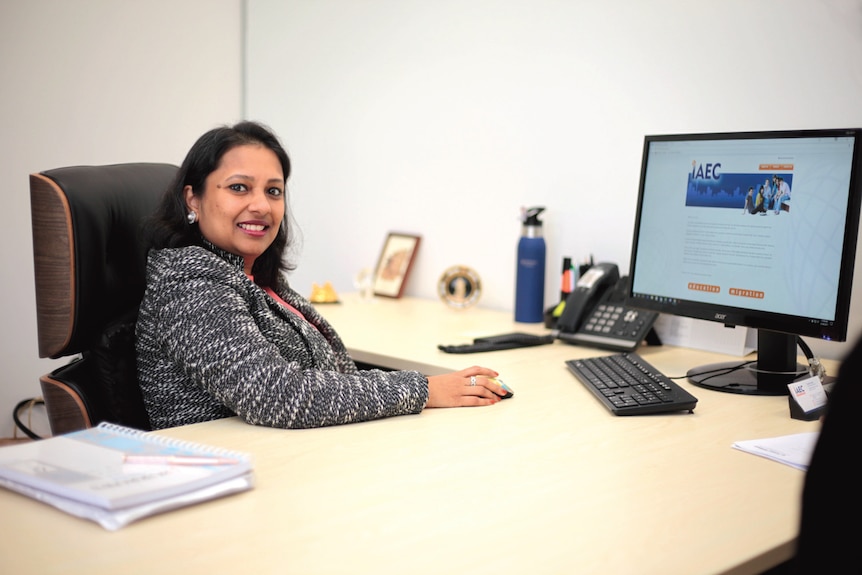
[{"left": 425, "top": 366, "right": 505, "bottom": 407}]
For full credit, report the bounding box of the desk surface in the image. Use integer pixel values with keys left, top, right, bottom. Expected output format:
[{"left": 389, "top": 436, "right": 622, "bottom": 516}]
[{"left": 1, "top": 294, "right": 825, "bottom": 575}]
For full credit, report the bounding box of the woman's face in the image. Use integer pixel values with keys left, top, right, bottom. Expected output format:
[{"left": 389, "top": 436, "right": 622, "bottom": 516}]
[{"left": 186, "top": 144, "right": 285, "bottom": 274}]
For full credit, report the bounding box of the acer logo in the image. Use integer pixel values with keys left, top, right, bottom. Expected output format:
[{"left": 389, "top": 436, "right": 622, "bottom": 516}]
[{"left": 714, "top": 313, "right": 727, "bottom": 321}]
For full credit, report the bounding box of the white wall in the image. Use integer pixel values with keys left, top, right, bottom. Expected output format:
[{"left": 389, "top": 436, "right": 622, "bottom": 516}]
[
  {"left": 246, "top": 0, "right": 862, "bottom": 362},
  {"left": 0, "top": 0, "right": 243, "bottom": 438}
]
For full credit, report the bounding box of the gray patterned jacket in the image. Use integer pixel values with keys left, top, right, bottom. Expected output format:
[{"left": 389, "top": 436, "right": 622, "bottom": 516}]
[{"left": 135, "top": 244, "right": 429, "bottom": 430}]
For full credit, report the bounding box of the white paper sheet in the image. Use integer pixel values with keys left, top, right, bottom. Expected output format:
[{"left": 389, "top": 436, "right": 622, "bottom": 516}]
[{"left": 732, "top": 432, "right": 820, "bottom": 471}]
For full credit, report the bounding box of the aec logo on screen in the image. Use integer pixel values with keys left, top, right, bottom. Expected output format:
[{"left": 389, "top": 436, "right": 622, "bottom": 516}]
[{"left": 691, "top": 160, "right": 721, "bottom": 180}]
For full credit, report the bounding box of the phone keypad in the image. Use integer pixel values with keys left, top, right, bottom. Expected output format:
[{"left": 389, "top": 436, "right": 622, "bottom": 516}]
[{"left": 583, "top": 305, "right": 650, "bottom": 339}]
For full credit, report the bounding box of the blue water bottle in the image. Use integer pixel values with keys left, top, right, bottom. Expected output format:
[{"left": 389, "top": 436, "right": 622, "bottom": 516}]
[{"left": 515, "top": 207, "right": 546, "bottom": 323}]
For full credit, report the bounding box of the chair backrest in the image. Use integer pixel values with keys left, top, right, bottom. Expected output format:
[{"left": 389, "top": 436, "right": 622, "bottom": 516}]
[{"left": 31, "top": 163, "right": 178, "bottom": 434}]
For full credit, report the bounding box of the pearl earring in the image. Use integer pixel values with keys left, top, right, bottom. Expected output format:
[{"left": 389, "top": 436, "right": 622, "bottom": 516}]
[{"left": 187, "top": 211, "right": 198, "bottom": 224}]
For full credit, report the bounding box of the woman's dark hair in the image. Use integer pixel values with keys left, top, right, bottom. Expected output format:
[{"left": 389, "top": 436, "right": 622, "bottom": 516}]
[{"left": 147, "top": 121, "right": 296, "bottom": 288}]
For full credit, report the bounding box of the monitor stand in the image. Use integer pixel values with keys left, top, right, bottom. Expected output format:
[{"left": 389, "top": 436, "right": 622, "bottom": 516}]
[{"left": 686, "top": 329, "right": 809, "bottom": 396}]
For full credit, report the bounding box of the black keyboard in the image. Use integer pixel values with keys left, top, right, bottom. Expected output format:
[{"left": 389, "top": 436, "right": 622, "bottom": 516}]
[
  {"left": 565, "top": 353, "right": 698, "bottom": 415},
  {"left": 438, "top": 332, "right": 555, "bottom": 354}
]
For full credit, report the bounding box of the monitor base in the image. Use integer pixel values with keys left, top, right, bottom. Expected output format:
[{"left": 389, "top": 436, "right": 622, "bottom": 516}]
[{"left": 687, "top": 361, "right": 810, "bottom": 396}]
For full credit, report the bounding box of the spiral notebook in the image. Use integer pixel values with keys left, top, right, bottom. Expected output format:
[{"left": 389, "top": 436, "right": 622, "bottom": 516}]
[{"left": 0, "top": 422, "right": 254, "bottom": 530}]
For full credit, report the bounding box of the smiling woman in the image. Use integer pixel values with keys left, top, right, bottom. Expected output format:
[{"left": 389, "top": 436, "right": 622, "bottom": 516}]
[
  {"left": 185, "top": 144, "right": 286, "bottom": 275},
  {"left": 134, "top": 121, "right": 508, "bottom": 432}
]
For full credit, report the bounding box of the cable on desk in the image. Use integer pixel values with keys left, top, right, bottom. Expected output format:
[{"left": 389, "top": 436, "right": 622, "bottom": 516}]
[
  {"left": 13, "top": 397, "right": 45, "bottom": 440},
  {"left": 796, "top": 336, "right": 827, "bottom": 379},
  {"left": 685, "top": 337, "right": 827, "bottom": 385},
  {"left": 684, "top": 360, "right": 758, "bottom": 384}
]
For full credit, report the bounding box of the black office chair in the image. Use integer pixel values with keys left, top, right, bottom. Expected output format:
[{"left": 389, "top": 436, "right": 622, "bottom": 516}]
[{"left": 30, "top": 163, "right": 178, "bottom": 435}]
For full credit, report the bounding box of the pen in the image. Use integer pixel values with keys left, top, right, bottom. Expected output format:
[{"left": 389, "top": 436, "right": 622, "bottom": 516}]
[
  {"left": 123, "top": 454, "right": 240, "bottom": 466},
  {"left": 560, "top": 257, "right": 574, "bottom": 300}
]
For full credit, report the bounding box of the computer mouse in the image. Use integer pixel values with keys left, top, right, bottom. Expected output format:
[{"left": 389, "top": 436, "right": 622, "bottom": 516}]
[{"left": 489, "top": 377, "right": 514, "bottom": 399}]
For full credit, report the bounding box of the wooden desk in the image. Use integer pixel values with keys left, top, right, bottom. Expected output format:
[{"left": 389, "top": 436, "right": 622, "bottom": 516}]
[{"left": 0, "top": 294, "right": 826, "bottom": 575}]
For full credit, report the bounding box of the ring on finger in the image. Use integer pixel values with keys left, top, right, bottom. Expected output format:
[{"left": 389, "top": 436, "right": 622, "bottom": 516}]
[{"left": 470, "top": 376, "right": 477, "bottom": 386}]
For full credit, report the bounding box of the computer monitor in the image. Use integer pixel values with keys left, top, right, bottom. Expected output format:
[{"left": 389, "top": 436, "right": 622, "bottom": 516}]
[{"left": 627, "top": 128, "right": 862, "bottom": 395}]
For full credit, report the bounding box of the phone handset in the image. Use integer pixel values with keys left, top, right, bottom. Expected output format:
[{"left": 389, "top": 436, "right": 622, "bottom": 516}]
[{"left": 555, "top": 263, "right": 620, "bottom": 334}]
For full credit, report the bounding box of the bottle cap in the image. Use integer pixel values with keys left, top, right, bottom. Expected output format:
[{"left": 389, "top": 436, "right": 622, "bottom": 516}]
[{"left": 522, "top": 206, "right": 545, "bottom": 226}]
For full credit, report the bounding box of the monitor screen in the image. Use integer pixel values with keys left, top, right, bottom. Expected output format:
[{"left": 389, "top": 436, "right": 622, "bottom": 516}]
[{"left": 628, "top": 128, "right": 862, "bottom": 395}]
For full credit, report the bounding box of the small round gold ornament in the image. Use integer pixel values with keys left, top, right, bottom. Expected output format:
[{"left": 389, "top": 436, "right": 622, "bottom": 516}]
[{"left": 438, "top": 266, "right": 482, "bottom": 309}]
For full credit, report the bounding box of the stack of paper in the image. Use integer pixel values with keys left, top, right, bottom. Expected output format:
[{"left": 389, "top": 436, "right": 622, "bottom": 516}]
[
  {"left": 732, "top": 431, "right": 820, "bottom": 471},
  {"left": 0, "top": 422, "right": 254, "bottom": 530}
]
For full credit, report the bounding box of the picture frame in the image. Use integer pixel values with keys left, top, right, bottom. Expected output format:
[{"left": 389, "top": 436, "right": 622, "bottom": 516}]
[{"left": 373, "top": 232, "right": 421, "bottom": 298}]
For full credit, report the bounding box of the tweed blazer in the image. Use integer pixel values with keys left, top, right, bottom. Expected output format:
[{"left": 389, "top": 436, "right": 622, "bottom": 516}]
[{"left": 135, "top": 244, "right": 429, "bottom": 430}]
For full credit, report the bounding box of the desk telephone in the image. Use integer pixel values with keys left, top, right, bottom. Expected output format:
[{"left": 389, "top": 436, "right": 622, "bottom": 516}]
[
  {"left": 554, "top": 262, "right": 661, "bottom": 352},
  {"left": 438, "top": 262, "right": 659, "bottom": 354}
]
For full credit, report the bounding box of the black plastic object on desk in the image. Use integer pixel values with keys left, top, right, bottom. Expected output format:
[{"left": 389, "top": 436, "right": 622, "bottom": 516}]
[
  {"left": 565, "top": 352, "right": 697, "bottom": 415},
  {"left": 438, "top": 332, "right": 555, "bottom": 354}
]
